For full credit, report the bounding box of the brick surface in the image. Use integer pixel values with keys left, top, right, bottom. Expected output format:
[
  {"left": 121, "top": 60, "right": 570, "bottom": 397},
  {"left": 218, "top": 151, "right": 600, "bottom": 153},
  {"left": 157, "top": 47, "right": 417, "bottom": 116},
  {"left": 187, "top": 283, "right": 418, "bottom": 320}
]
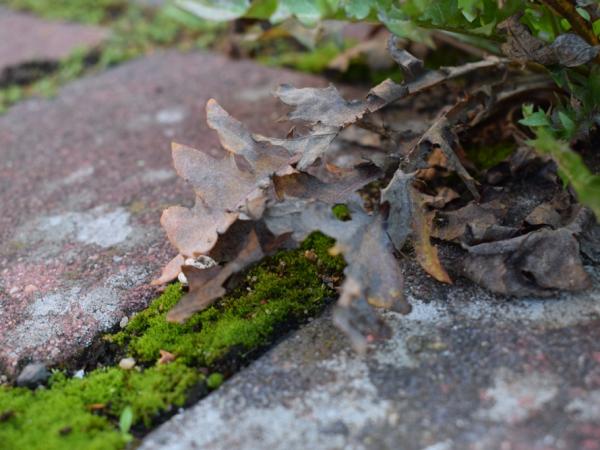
[
  {"left": 0, "top": 51, "right": 331, "bottom": 376},
  {"left": 140, "top": 261, "right": 600, "bottom": 450},
  {"left": 0, "top": 7, "right": 108, "bottom": 79}
]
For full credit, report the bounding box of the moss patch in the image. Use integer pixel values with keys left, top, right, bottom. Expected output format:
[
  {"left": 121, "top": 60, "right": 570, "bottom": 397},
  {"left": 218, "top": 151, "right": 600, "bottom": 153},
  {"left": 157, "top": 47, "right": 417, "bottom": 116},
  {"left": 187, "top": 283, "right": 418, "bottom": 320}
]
[
  {"left": 0, "top": 233, "right": 344, "bottom": 450},
  {"left": 110, "top": 233, "right": 343, "bottom": 366},
  {"left": 465, "top": 140, "right": 517, "bottom": 171}
]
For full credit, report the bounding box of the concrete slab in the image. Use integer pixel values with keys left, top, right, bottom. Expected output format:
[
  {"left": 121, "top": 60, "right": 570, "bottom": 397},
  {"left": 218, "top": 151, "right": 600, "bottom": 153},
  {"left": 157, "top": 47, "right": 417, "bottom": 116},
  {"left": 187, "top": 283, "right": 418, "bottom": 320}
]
[
  {"left": 0, "top": 7, "right": 108, "bottom": 82},
  {"left": 0, "top": 51, "right": 330, "bottom": 376},
  {"left": 140, "top": 260, "right": 600, "bottom": 450}
]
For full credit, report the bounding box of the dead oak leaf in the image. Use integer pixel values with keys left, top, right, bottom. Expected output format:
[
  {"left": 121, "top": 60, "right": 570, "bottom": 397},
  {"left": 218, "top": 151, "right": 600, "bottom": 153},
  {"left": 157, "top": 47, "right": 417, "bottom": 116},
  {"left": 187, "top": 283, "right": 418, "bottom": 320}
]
[
  {"left": 263, "top": 200, "right": 410, "bottom": 351},
  {"left": 381, "top": 169, "right": 452, "bottom": 284},
  {"left": 167, "top": 230, "right": 264, "bottom": 323},
  {"left": 152, "top": 254, "right": 185, "bottom": 286},
  {"left": 432, "top": 201, "right": 507, "bottom": 243},
  {"left": 405, "top": 112, "right": 479, "bottom": 199},
  {"left": 275, "top": 84, "right": 366, "bottom": 128},
  {"left": 160, "top": 100, "right": 292, "bottom": 260},
  {"left": 253, "top": 124, "right": 339, "bottom": 170},
  {"left": 463, "top": 228, "right": 591, "bottom": 296},
  {"left": 410, "top": 189, "right": 452, "bottom": 284},
  {"left": 498, "top": 15, "right": 599, "bottom": 67}
]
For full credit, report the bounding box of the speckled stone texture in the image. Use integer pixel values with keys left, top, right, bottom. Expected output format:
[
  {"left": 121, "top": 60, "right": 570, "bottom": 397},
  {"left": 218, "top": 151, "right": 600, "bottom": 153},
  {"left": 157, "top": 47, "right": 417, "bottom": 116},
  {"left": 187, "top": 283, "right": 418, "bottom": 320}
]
[
  {"left": 0, "top": 7, "right": 108, "bottom": 77},
  {"left": 0, "top": 51, "right": 331, "bottom": 377},
  {"left": 140, "top": 261, "right": 600, "bottom": 450}
]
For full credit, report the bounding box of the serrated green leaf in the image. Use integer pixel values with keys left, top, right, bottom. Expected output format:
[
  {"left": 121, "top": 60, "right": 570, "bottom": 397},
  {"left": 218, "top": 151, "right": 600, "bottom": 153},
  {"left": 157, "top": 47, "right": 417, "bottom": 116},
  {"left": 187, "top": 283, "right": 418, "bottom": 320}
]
[
  {"left": 245, "top": 0, "right": 278, "bottom": 19},
  {"left": 529, "top": 129, "right": 600, "bottom": 219},
  {"left": 176, "top": 0, "right": 250, "bottom": 21},
  {"left": 558, "top": 111, "right": 576, "bottom": 137},
  {"left": 278, "top": 0, "right": 327, "bottom": 25},
  {"left": 519, "top": 111, "right": 552, "bottom": 127},
  {"left": 343, "top": 0, "right": 372, "bottom": 19}
]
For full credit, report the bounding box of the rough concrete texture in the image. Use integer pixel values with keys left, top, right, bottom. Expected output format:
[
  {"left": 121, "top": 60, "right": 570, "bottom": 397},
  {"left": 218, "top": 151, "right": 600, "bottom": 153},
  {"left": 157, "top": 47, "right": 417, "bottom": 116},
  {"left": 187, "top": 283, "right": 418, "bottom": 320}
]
[
  {"left": 0, "top": 51, "right": 331, "bottom": 376},
  {"left": 140, "top": 260, "right": 600, "bottom": 450},
  {"left": 0, "top": 7, "right": 108, "bottom": 77}
]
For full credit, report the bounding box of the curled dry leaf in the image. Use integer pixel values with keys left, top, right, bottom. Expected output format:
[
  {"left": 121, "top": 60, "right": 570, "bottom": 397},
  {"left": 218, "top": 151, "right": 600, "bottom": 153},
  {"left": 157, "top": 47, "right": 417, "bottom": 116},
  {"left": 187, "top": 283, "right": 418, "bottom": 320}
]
[
  {"left": 264, "top": 201, "right": 409, "bottom": 352},
  {"left": 152, "top": 254, "right": 185, "bottom": 286},
  {"left": 463, "top": 228, "right": 591, "bottom": 296},
  {"left": 254, "top": 124, "right": 339, "bottom": 171},
  {"left": 410, "top": 189, "right": 452, "bottom": 284},
  {"left": 155, "top": 42, "right": 594, "bottom": 352},
  {"left": 161, "top": 100, "right": 291, "bottom": 259},
  {"left": 167, "top": 230, "right": 264, "bottom": 323},
  {"left": 498, "top": 15, "right": 600, "bottom": 67},
  {"left": 405, "top": 111, "right": 479, "bottom": 199},
  {"left": 381, "top": 170, "right": 451, "bottom": 284},
  {"left": 275, "top": 84, "right": 366, "bottom": 128},
  {"left": 432, "top": 201, "right": 507, "bottom": 243},
  {"left": 387, "top": 35, "right": 425, "bottom": 81}
]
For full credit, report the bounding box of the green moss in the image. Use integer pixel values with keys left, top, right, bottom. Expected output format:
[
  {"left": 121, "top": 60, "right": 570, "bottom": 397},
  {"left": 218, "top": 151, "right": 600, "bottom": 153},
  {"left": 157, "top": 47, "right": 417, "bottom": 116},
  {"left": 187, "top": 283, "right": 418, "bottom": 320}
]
[
  {"left": 110, "top": 232, "right": 344, "bottom": 365},
  {"left": 465, "top": 140, "right": 517, "bottom": 170},
  {"left": 206, "top": 373, "right": 224, "bottom": 389},
  {"left": 0, "top": 362, "right": 200, "bottom": 450},
  {"left": 0, "top": 232, "right": 344, "bottom": 450},
  {"left": 332, "top": 203, "right": 351, "bottom": 221}
]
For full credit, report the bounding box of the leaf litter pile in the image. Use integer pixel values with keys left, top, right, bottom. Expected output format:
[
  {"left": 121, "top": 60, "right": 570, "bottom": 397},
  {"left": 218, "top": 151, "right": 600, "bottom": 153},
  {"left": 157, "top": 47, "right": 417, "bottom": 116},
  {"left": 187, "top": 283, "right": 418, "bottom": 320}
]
[{"left": 154, "top": 19, "right": 600, "bottom": 352}]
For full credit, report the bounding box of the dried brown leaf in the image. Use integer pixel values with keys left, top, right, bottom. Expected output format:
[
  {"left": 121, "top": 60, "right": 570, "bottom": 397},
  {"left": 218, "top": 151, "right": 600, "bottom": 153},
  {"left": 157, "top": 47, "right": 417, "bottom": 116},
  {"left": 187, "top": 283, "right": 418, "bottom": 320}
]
[
  {"left": 275, "top": 84, "right": 366, "bottom": 128},
  {"left": 410, "top": 189, "right": 452, "bottom": 284},
  {"left": 167, "top": 230, "right": 264, "bottom": 322},
  {"left": 160, "top": 100, "right": 292, "bottom": 259},
  {"left": 463, "top": 228, "right": 591, "bottom": 296},
  {"left": 421, "top": 187, "right": 460, "bottom": 208},
  {"left": 253, "top": 124, "right": 338, "bottom": 170},
  {"left": 264, "top": 200, "right": 410, "bottom": 351},
  {"left": 498, "top": 15, "right": 599, "bottom": 67},
  {"left": 366, "top": 57, "right": 507, "bottom": 112},
  {"left": 387, "top": 35, "right": 425, "bottom": 81},
  {"left": 152, "top": 254, "right": 185, "bottom": 285},
  {"left": 382, "top": 169, "right": 451, "bottom": 283},
  {"left": 405, "top": 112, "right": 479, "bottom": 199},
  {"left": 432, "top": 201, "right": 507, "bottom": 242},
  {"left": 272, "top": 166, "right": 380, "bottom": 203}
]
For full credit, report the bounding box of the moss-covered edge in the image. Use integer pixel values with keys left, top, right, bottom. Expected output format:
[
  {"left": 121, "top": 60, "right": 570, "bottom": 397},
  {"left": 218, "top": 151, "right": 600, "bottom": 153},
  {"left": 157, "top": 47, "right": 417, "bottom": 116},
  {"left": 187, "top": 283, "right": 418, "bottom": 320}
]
[{"left": 0, "top": 233, "right": 344, "bottom": 450}]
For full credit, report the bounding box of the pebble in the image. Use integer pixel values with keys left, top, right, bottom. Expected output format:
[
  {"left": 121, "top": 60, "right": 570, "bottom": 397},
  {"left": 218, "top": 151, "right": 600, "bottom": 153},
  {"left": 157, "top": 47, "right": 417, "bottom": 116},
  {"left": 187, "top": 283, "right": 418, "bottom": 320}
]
[
  {"left": 73, "top": 369, "right": 85, "bottom": 379},
  {"left": 119, "top": 316, "right": 129, "bottom": 328},
  {"left": 16, "top": 363, "right": 51, "bottom": 388},
  {"left": 119, "top": 357, "right": 136, "bottom": 370}
]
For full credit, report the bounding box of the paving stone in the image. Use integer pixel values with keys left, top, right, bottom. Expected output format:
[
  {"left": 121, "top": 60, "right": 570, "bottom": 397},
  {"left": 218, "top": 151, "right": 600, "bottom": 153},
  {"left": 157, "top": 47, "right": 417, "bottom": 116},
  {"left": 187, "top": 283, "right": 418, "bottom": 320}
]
[
  {"left": 0, "top": 51, "right": 331, "bottom": 377},
  {"left": 0, "top": 7, "right": 108, "bottom": 81},
  {"left": 140, "top": 261, "right": 600, "bottom": 450}
]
